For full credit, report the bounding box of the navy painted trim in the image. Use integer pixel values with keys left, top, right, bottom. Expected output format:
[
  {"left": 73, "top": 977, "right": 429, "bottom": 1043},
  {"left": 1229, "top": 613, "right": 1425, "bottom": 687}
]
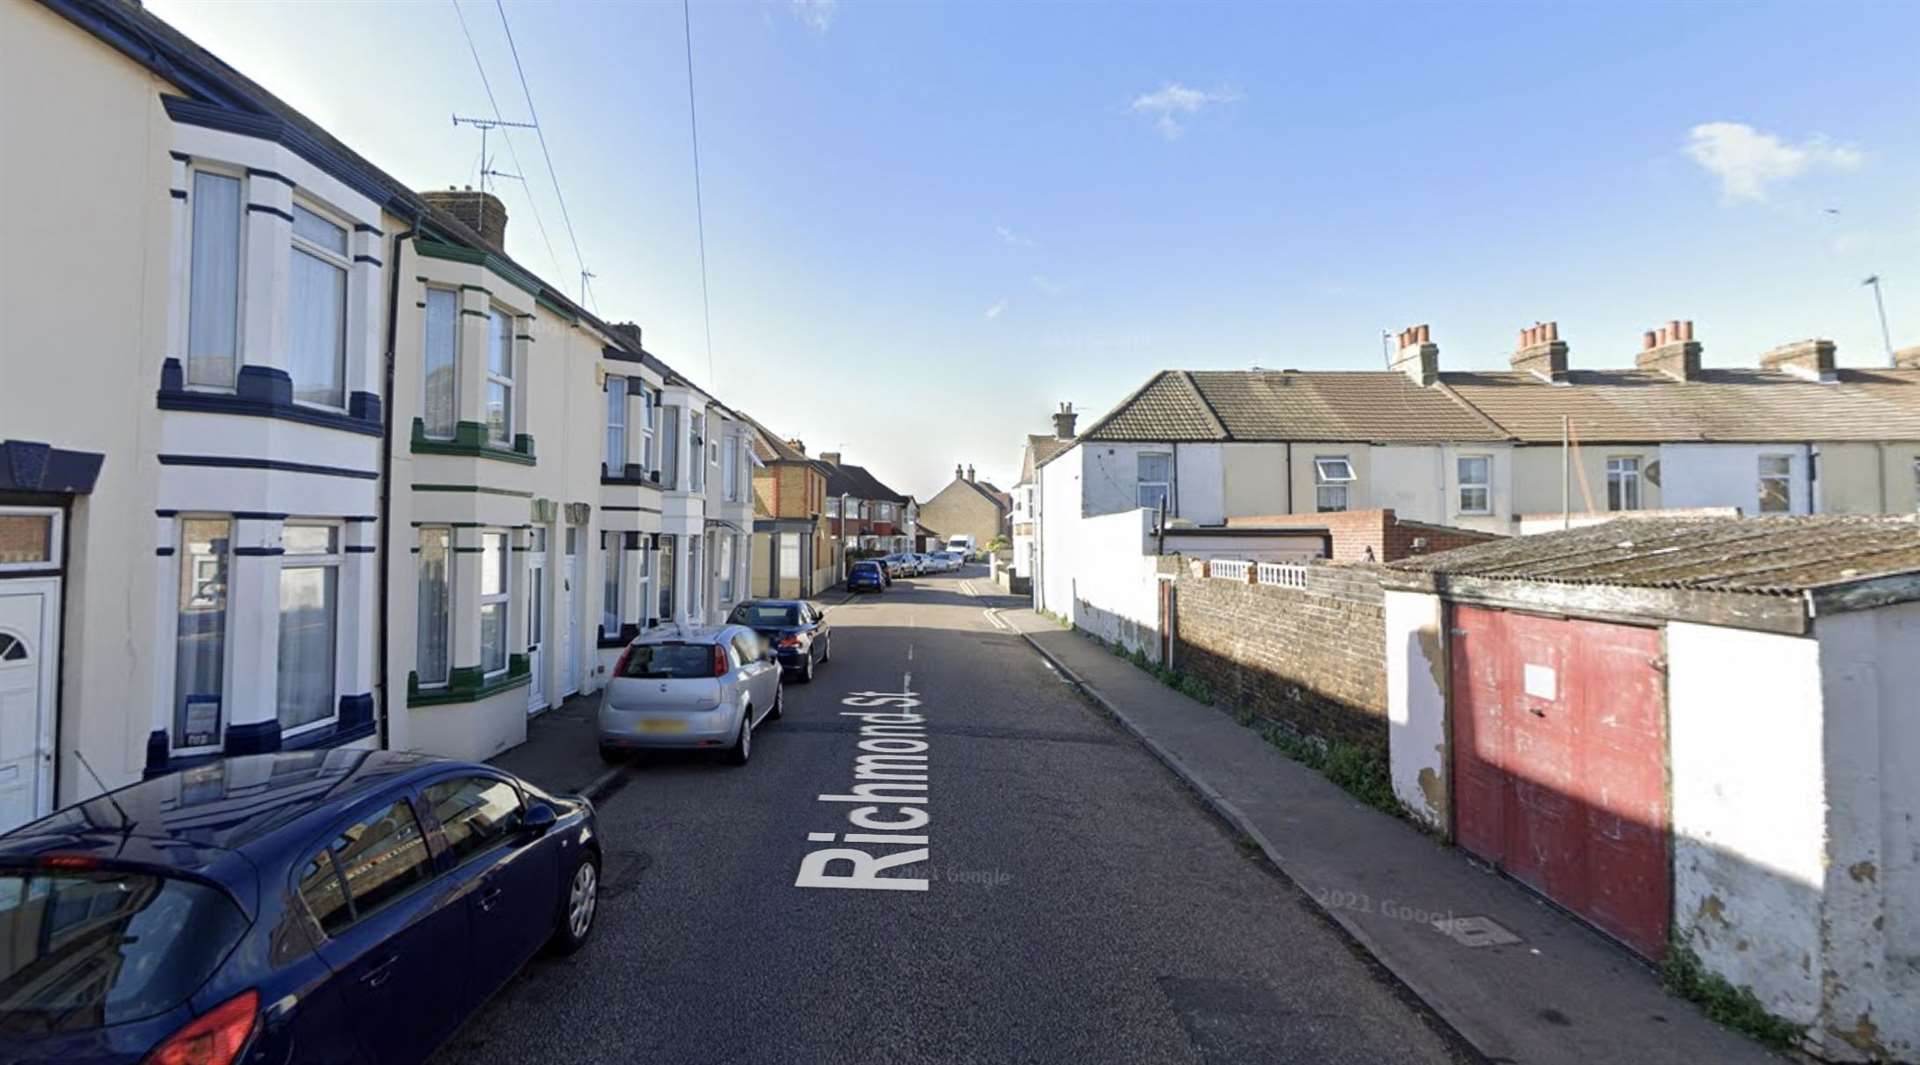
[
  {"left": 232, "top": 511, "right": 289, "bottom": 520},
  {"left": 158, "top": 360, "right": 383, "bottom": 437},
  {"left": 345, "top": 545, "right": 377, "bottom": 554},
  {"left": 459, "top": 309, "right": 488, "bottom": 319},
  {"left": 232, "top": 546, "right": 285, "bottom": 557},
  {"left": 354, "top": 223, "right": 382, "bottom": 236},
  {"left": 156, "top": 509, "right": 179, "bottom": 517},
  {"left": 223, "top": 720, "right": 281, "bottom": 756},
  {"left": 452, "top": 546, "right": 485, "bottom": 554},
  {"left": 170, "top": 188, "right": 188, "bottom": 200},
  {"left": 246, "top": 202, "right": 295, "bottom": 224},
  {"left": 245, "top": 167, "right": 297, "bottom": 188},
  {"left": 169, "top": 151, "right": 192, "bottom": 163},
  {"left": 353, "top": 254, "right": 382, "bottom": 267},
  {"left": 157, "top": 454, "right": 379, "bottom": 480},
  {"left": 160, "top": 95, "right": 391, "bottom": 205},
  {"left": 155, "top": 547, "right": 176, "bottom": 556},
  {"left": 343, "top": 515, "right": 379, "bottom": 523},
  {"left": 0, "top": 440, "right": 106, "bottom": 494},
  {"left": 144, "top": 730, "right": 171, "bottom": 778}
]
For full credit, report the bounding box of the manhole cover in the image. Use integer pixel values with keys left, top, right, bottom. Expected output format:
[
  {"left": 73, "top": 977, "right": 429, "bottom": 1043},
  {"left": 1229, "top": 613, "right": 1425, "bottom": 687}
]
[{"left": 1433, "top": 914, "right": 1522, "bottom": 947}]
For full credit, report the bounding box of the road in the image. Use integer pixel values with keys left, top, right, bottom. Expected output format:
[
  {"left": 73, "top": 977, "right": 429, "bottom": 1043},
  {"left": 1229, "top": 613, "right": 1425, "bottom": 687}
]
[{"left": 433, "top": 568, "right": 1474, "bottom": 1065}]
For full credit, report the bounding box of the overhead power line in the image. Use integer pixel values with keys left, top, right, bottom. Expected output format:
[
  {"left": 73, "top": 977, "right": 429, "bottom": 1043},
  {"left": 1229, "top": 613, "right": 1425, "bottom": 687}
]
[
  {"left": 682, "top": 0, "right": 717, "bottom": 387},
  {"left": 448, "top": 0, "right": 562, "bottom": 281},
  {"left": 494, "top": 0, "right": 591, "bottom": 303}
]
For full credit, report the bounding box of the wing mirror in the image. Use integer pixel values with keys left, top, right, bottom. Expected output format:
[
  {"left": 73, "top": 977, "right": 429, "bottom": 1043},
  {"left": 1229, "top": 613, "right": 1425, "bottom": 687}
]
[{"left": 521, "top": 802, "right": 558, "bottom": 838}]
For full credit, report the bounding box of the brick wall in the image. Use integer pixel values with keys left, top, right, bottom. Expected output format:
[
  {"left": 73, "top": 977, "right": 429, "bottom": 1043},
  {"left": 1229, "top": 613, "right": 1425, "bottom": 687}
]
[
  {"left": 1172, "top": 562, "right": 1389, "bottom": 754},
  {"left": 1225, "top": 508, "right": 1498, "bottom": 563}
]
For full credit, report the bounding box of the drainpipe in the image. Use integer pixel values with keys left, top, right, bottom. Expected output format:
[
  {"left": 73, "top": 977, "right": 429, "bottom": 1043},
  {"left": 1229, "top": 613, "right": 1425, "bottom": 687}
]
[{"left": 376, "top": 210, "right": 424, "bottom": 750}]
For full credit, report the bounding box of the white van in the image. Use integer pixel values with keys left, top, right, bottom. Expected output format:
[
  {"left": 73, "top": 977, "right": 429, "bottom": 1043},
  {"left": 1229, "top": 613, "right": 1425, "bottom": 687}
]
[{"left": 946, "top": 535, "right": 974, "bottom": 555}]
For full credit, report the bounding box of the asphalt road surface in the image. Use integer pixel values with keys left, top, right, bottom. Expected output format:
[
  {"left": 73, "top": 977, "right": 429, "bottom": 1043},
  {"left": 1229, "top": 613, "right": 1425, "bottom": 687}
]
[{"left": 432, "top": 567, "right": 1474, "bottom": 1065}]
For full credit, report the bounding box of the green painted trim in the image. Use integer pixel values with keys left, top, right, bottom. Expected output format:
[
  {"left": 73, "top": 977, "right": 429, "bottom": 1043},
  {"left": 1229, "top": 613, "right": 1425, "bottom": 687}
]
[
  {"left": 410, "top": 418, "right": 536, "bottom": 465},
  {"left": 409, "top": 657, "right": 531, "bottom": 707},
  {"left": 412, "top": 483, "right": 533, "bottom": 498},
  {"left": 414, "top": 239, "right": 542, "bottom": 301},
  {"left": 535, "top": 290, "right": 578, "bottom": 323}
]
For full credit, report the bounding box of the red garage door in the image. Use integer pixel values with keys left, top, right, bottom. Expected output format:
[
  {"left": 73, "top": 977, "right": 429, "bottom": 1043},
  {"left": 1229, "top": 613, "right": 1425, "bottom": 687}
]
[{"left": 1450, "top": 605, "right": 1670, "bottom": 960}]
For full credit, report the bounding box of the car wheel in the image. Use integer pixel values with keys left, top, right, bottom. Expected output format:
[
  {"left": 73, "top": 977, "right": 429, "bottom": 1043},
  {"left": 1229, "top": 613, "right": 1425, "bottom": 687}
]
[
  {"left": 547, "top": 853, "right": 600, "bottom": 955},
  {"left": 770, "top": 681, "right": 785, "bottom": 720},
  {"left": 800, "top": 652, "right": 815, "bottom": 684},
  {"left": 728, "top": 710, "right": 752, "bottom": 765},
  {"left": 598, "top": 744, "right": 624, "bottom": 766},
  {"left": 821, "top": 636, "right": 832, "bottom": 664}
]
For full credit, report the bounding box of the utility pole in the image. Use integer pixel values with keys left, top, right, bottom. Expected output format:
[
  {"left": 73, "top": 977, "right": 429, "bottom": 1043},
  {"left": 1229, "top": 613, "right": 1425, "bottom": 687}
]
[
  {"left": 1561, "top": 415, "right": 1571, "bottom": 531},
  {"left": 1864, "top": 275, "right": 1895, "bottom": 365}
]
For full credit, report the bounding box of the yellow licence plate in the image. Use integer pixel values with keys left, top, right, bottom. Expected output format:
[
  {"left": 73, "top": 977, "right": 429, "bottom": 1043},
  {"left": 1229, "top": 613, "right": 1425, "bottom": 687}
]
[{"left": 639, "top": 719, "right": 689, "bottom": 734}]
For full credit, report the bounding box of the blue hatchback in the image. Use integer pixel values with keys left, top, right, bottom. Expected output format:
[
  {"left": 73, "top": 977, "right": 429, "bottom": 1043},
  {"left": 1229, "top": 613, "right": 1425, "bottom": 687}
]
[
  {"left": 847, "top": 560, "right": 886, "bottom": 593},
  {"left": 0, "top": 750, "right": 600, "bottom": 1065}
]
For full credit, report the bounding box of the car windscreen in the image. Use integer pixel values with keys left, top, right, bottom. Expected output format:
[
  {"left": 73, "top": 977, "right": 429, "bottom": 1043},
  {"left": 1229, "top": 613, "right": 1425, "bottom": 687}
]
[
  {"left": 729, "top": 604, "right": 800, "bottom": 627},
  {"left": 851, "top": 563, "right": 880, "bottom": 575},
  {"left": 618, "top": 643, "right": 715, "bottom": 678},
  {"left": 0, "top": 868, "right": 248, "bottom": 1033}
]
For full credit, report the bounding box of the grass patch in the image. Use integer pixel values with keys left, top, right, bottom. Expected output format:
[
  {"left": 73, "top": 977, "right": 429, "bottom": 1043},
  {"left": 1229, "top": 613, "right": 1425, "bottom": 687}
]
[{"left": 1661, "top": 943, "right": 1806, "bottom": 1050}]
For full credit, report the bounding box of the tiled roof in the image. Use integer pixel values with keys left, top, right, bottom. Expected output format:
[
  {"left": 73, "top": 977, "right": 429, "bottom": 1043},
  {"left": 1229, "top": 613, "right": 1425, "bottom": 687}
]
[
  {"left": 1081, "top": 372, "right": 1226, "bottom": 441},
  {"left": 819, "top": 461, "right": 907, "bottom": 504},
  {"left": 1441, "top": 368, "right": 1920, "bottom": 443},
  {"left": 1389, "top": 515, "right": 1920, "bottom": 596},
  {"left": 1019, "top": 435, "right": 1074, "bottom": 483},
  {"left": 733, "top": 411, "right": 808, "bottom": 463},
  {"left": 1078, "top": 370, "right": 1504, "bottom": 443}
]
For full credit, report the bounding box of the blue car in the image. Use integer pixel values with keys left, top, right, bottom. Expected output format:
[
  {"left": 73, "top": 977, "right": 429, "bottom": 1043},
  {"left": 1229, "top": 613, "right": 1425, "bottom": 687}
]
[
  {"left": 728, "top": 599, "right": 833, "bottom": 682},
  {"left": 847, "top": 560, "right": 886, "bottom": 594},
  {"left": 0, "top": 750, "right": 601, "bottom": 1065}
]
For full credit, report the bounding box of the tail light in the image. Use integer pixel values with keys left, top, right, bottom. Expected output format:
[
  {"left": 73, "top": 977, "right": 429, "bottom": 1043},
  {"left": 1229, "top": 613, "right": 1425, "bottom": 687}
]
[
  {"left": 712, "top": 645, "right": 730, "bottom": 677},
  {"left": 612, "top": 646, "right": 634, "bottom": 678},
  {"left": 776, "top": 635, "right": 802, "bottom": 648},
  {"left": 144, "top": 989, "right": 258, "bottom": 1065}
]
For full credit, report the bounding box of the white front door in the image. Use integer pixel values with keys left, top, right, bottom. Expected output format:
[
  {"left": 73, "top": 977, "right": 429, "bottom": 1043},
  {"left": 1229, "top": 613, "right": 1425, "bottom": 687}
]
[
  {"left": 527, "top": 540, "right": 547, "bottom": 715},
  {"left": 0, "top": 580, "right": 58, "bottom": 833},
  {"left": 560, "top": 528, "right": 580, "bottom": 697}
]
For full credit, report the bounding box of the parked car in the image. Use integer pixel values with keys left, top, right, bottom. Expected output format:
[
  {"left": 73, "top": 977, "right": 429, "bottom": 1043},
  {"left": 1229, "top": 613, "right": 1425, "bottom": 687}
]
[
  {"left": 728, "top": 599, "right": 832, "bottom": 682},
  {"left": 848, "top": 560, "right": 887, "bottom": 593},
  {"left": 0, "top": 750, "right": 600, "bottom": 1065},
  {"left": 599, "top": 625, "right": 783, "bottom": 765},
  {"left": 940, "top": 550, "right": 967, "bottom": 570}
]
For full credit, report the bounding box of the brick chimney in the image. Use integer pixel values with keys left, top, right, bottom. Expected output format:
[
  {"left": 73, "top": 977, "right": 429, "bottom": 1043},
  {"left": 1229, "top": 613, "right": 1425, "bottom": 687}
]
[
  {"left": 1390, "top": 324, "right": 1438, "bottom": 386},
  {"left": 954, "top": 463, "right": 964, "bottom": 481},
  {"left": 1636, "top": 319, "right": 1701, "bottom": 382},
  {"left": 1759, "top": 338, "right": 1838, "bottom": 381},
  {"left": 1896, "top": 346, "right": 1920, "bottom": 370},
  {"left": 966, "top": 464, "right": 976, "bottom": 483},
  {"left": 421, "top": 186, "right": 508, "bottom": 249},
  {"left": 1511, "top": 321, "right": 1569, "bottom": 382},
  {"left": 820, "top": 452, "right": 842, "bottom": 466},
  {"left": 606, "top": 321, "right": 642, "bottom": 351},
  {"left": 786, "top": 438, "right": 806, "bottom": 455},
  {"left": 1051, "top": 402, "right": 1078, "bottom": 439}
]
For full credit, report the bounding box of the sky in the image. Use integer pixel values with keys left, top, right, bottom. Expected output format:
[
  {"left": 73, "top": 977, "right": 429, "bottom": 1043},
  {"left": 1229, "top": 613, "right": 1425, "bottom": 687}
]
[{"left": 145, "top": 0, "right": 1919, "bottom": 497}]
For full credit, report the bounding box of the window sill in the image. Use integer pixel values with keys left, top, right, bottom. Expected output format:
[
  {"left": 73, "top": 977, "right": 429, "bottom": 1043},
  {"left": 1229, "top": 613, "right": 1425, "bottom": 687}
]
[
  {"left": 159, "top": 361, "right": 381, "bottom": 436},
  {"left": 407, "top": 657, "right": 531, "bottom": 707},
  {"left": 410, "top": 419, "right": 536, "bottom": 465}
]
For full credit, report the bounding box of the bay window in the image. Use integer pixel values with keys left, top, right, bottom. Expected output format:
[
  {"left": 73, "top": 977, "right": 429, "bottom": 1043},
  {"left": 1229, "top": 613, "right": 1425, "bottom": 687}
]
[
  {"left": 639, "top": 386, "right": 656, "bottom": 473},
  {"left": 480, "top": 531, "right": 509, "bottom": 676},
  {"left": 289, "top": 204, "right": 349, "bottom": 408},
  {"left": 416, "top": 528, "right": 452, "bottom": 687},
  {"left": 186, "top": 170, "right": 242, "bottom": 389},
  {"left": 174, "top": 518, "right": 231, "bottom": 749},
  {"left": 422, "top": 289, "right": 459, "bottom": 439},
  {"left": 637, "top": 542, "right": 653, "bottom": 627},
  {"left": 717, "top": 534, "right": 735, "bottom": 602},
  {"left": 605, "top": 376, "right": 627, "bottom": 472},
  {"left": 658, "top": 535, "right": 677, "bottom": 621},
  {"left": 723, "top": 434, "right": 740, "bottom": 501},
  {"left": 278, "top": 524, "right": 340, "bottom": 732},
  {"left": 690, "top": 413, "right": 706, "bottom": 491},
  {"left": 601, "top": 531, "right": 621, "bottom": 637},
  {"left": 486, "top": 309, "right": 513, "bottom": 444}
]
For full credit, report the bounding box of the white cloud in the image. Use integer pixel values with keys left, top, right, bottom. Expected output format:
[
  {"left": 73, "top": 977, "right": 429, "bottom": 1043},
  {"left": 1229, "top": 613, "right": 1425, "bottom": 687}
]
[
  {"left": 1130, "top": 82, "right": 1241, "bottom": 139},
  {"left": 790, "top": 0, "right": 837, "bottom": 33},
  {"left": 984, "top": 299, "right": 1007, "bottom": 319},
  {"left": 1684, "top": 122, "right": 1862, "bottom": 202},
  {"left": 995, "top": 224, "right": 1035, "bottom": 248}
]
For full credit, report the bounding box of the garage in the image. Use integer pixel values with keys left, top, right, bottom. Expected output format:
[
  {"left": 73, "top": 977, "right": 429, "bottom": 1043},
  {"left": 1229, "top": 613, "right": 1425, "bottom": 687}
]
[{"left": 1448, "top": 604, "right": 1670, "bottom": 960}]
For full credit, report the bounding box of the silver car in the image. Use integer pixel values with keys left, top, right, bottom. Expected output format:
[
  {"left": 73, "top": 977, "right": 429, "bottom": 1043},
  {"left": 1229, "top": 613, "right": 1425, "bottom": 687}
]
[{"left": 597, "top": 624, "right": 783, "bottom": 766}]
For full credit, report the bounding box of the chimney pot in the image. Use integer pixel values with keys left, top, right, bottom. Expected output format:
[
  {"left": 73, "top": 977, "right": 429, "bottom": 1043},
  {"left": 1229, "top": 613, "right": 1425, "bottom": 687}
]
[
  {"left": 1643, "top": 331, "right": 1657, "bottom": 351},
  {"left": 1636, "top": 320, "right": 1704, "bottom": 381},
  {"left": 1511, "top": 320, "right": 1570, "bottom": 381},
  {"left": 1681, "top": 320, "right": 1694, "bottom": 341},
  {"left": 1051, "top": 402, "right": 1078, "bottom": 439},
  {"left": 1391, "top": 324, "right": 1440, "bottom": 386},
  {"left": 1545, "top": 321, "right": 1558, "bottom": 342}
]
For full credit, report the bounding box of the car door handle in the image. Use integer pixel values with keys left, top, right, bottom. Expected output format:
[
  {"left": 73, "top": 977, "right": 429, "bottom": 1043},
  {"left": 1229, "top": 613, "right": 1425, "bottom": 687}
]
[
  {"left": 478, "top": 884, "right": 505, "bottom": 912},
  {"left": 360, "top": 955, "right": 400, "bottom": 988}
]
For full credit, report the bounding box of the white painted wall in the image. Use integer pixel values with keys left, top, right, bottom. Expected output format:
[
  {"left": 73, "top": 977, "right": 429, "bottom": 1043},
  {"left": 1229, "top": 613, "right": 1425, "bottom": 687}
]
[
  {"left": 1174, "top": 444, "right": 1225, "bottom": 525},
  {"left": 1059, "top": 509, "right": 1163, "bottom": 657},
  {"left": 1667, "top": 622, "right": 1828, "bottom": 1031},
  {"left": 1081, "top": 442, "right": 1154, "bottom": 518},
  {"left": 1384, "top": 590, "right": 1449, "bottom": 830},
  {"left": 1658, "top": 443, "right": 1812, "bottom": 516}
]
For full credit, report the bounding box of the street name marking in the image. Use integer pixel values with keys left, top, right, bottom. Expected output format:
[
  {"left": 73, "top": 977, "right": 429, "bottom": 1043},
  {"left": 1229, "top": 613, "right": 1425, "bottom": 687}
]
[{"left": 795, "top": 689, "right": 933, "bottom": 892}]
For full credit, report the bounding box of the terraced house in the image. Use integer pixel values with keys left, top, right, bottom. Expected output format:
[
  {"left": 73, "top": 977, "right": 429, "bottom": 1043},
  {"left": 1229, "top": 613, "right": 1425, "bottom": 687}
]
[
  {"left": 0, "top": 0, "right": 754, "bottom": 823},
  {"left": 1036, "top": 321, "right": 1920, "bottom": 625},
  {"left": 739, "top": 414, "right": 835, "bottom": 598}
]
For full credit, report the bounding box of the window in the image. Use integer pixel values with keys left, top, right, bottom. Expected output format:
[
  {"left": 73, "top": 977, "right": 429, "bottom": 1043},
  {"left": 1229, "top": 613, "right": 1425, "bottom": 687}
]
[
  {"left": 480, "top": 531, "right": 509, "bottom": 675},
  {"left": 423, "top": 776, "right": 524, "bottom": 865},
  {"left": 659, "top": 406, "right": 680, "bottom": 490},
  {"left": 604, "top": 376, "right": 627, "bottom": 472},
  {"left": 1458, "top": 456, "right": 1492, "bottom": 514},
  {"left": 299, "top": 800, "right": 432, "bottom": 936},
  {"left": 186, "top": 170, "right": 242, "bottom": 389},
  {"left": 723, "top": 434, "right": 740, "bottom": 501},
  {"left": 1137, "top": 452, "right": 1172, "bottom": 512},
  {"left": 421, "top": 289, "right": 458, "bottom": 438},
  {"left": 278, "top": 524, "right": 339, "bottom": 732},
  {"left": 601, "top": 531, "right": 622, "bottom": 637},
  {"left": 485, "top": 308, "right": 513, "bottom": 444},
  {"left": 658, "top": 535, "right": 677, "bottom": 621},
  {"left": 417, "top": 528, "right": 452, "bottom": 687},
  {"left": 0, "top": 512, "right": 56, "bottom": 569},
  {"left": 174, "top": 518, "right": 230, "bottom": 749},
  {"left": 780, "top": 533, "right": 801, "bottom": 580},
  {"left": 688, "top": 535, "right": 704, "bottom": 618},
  {"left": 289, "top": 203, "right": 348, "bottom": 408},
  {"left": 717, "top": 534, "right": 735, "bottom": 602},
  {"left": 636, "top": 542, "right": 653, "bottom": 626},
  {"left": 878, "top": 502, "right": 892, "bottom": 522},
  {"left": 826, "top": 497, "right": 840, "bottom": 517},
  {"left": 639, "top": 385, "right": 655, "bottom": 473},
  {"left": 1758, "top": 455, "right": 1793, "bottom": 514},
  {"left": 1315, "top": 456, "right": 1355, "bottom": 513},
  {"left": 690, "top": 413, "right": 706, "bottom": 491},
  {"left": 1607, "top": 457, "right": 1642, "bottom": 511}
]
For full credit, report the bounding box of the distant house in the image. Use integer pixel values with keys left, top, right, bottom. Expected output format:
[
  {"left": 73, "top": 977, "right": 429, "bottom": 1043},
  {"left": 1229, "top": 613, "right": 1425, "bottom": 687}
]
[
  {"left": 738, "top": 414, "right": 833, "bottom": 598},
  {"left": 817, "top": 453, "right": 912, "bottom": 561},
  {"left": 1013, "top": 404, "right": 1078, "bottom": 581},
  {"left": 920, "top": 463, "right": 1011, "bottom": 553}
]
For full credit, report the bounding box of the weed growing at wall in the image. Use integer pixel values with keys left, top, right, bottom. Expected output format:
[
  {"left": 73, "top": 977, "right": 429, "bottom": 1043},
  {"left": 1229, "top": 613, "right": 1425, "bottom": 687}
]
[{"left": 1660, "top": 943, "right": 1806, "bottom": 1050}]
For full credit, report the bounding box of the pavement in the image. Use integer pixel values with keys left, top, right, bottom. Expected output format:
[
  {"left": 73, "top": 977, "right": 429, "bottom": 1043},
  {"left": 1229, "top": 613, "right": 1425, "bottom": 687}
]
[
  {"left": 444, "top": 565, "right": 1477, "bottom": 1065},
  {"left": 995, "top": 607, "right": 1786, "bottom": 1065}
]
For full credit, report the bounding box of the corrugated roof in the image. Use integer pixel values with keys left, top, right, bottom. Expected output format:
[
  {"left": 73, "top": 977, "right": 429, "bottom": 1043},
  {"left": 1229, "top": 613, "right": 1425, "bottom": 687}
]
[{"left": 1389, "top": 515, "right": 1920, "bottom": 596}]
